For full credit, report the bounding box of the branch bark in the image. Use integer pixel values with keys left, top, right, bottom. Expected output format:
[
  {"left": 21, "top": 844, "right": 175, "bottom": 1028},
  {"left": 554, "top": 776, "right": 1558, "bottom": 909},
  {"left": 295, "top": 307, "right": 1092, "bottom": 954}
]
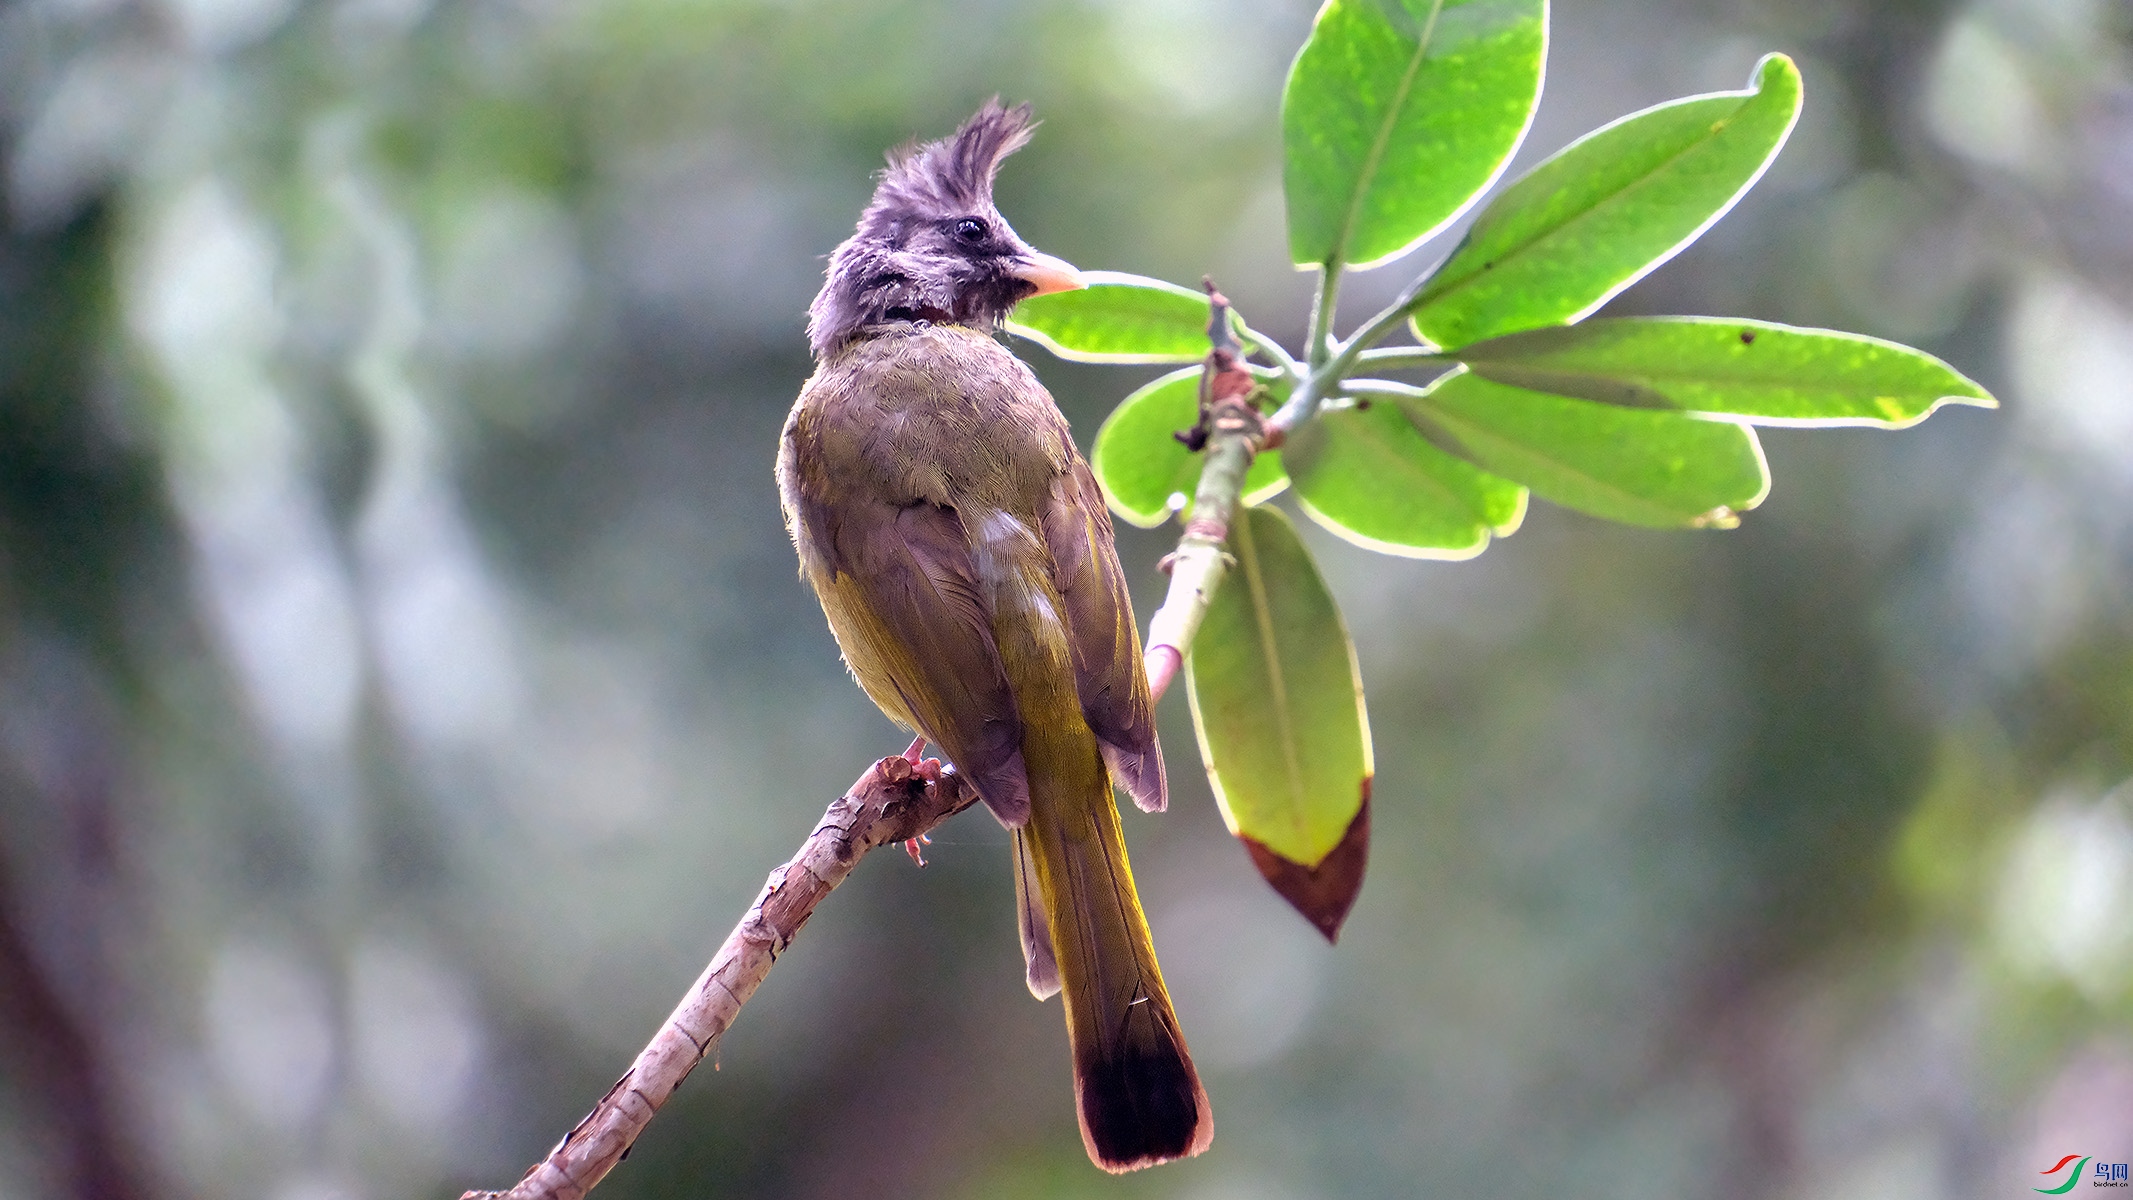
[
  {"left": 1142, "top": 283, "right": 1274, "bottom": 702},
  {"left": 460, "top": 756, "right": 978, "bottom": 1200}
]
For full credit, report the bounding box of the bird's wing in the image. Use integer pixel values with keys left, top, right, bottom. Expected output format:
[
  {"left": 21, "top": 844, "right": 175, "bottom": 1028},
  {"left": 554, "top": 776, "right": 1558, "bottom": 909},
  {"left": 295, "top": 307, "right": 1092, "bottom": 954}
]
[
  {"left": 797, "top": 491, "right": 1032, "bottom": 826},
  {"left": 1038, "top": 458, "right": 1167, "bottom": 813}
]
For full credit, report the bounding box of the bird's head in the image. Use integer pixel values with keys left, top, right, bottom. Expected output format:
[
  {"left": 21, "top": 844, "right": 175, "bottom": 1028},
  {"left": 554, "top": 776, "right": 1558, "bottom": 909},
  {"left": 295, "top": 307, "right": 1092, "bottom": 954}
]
[{"left": 808, "top": 100, "right": 1084, "bottom": 358}]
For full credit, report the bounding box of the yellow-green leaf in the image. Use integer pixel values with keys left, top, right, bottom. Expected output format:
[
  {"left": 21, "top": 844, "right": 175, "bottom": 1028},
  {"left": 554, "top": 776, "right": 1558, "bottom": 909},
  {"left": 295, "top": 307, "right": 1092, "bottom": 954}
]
[
  {"left": 1187, "top": 507, "right": 1373, "bottom": 870},
  {"left": 1405, "top": 370, "right": 1770, "bottom": 527},
  {"left": 1409, "top": 53, "right": 1802, "bottom": 348},
  {"left": 1006, "top": 271, "right": 1217, "bottom": 363},
  {"left": 1454, "top": 316, "right": 1999, "bottom": 427},
  {"left": 1285, "top": 398, "right": 1527, "bottom": 558},
  {"left": 1089, "top": 368, "right": 1290, "bottom": 528},
  {"left": 1282, "top": 0, "right": 1548, "bottom": 270}
]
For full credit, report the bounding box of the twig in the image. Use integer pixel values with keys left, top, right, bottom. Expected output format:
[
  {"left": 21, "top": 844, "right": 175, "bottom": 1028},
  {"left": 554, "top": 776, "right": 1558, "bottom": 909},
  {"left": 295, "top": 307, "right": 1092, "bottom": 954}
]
[
  {"left": 1143, "top": 282, "right": 1269, "bottom": 702},
  {"left": 460, "top": 757, "right": 979, "bottom": 1200}
]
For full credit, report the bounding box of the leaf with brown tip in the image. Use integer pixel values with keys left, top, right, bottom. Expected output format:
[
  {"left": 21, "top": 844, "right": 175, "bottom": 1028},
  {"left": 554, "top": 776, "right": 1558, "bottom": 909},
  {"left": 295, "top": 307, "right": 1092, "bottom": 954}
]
[
  {"left": 1242, "top": 787, "right": 1371, "bottom": 942},
  {"left": 1186, "top": 506, "right": 1374, "bottom": 935}
]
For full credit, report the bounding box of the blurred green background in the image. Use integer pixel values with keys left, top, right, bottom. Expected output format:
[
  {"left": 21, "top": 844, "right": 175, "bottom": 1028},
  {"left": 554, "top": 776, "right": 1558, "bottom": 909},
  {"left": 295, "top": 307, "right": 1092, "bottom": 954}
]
[{"left": 1, "top": 0, "right": 2130, "bottom": 1197}]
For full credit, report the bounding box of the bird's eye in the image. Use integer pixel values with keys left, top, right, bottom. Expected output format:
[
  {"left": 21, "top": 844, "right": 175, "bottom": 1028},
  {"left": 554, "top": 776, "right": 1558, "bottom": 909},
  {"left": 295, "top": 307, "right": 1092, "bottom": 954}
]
[{"left": 953, "top": 217, "right": 988, "bottom": 244}]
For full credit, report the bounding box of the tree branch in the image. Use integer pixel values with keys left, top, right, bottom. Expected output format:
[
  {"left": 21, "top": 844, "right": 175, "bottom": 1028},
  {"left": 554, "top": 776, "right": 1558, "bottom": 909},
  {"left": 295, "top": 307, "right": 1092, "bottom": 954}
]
[
  {"left": 460, "top": 756, "right": 979, "bottom": 1200},
  {"left": 1270, "top": 268, "right": 1436, "bottom": 432},
  {"left": 1143, "top": 283, "right": 1269, "bottom": 702}
]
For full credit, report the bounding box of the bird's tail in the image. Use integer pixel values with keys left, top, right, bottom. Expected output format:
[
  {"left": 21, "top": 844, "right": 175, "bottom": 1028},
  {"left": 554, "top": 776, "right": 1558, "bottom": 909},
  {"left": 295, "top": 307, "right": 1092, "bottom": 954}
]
[
  {"left": 979, "top": 514, "right": 1209, "bottom": 1171},
  {"left": 1018, "top": 758, "right": 1212, "bottom": 1172}
]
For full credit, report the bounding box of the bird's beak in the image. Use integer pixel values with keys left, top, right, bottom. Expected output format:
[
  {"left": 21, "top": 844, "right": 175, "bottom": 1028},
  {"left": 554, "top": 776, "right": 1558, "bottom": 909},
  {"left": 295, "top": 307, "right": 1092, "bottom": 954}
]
[{"left": 1011, "top": 252, "right": 1085, "bottom": 298}]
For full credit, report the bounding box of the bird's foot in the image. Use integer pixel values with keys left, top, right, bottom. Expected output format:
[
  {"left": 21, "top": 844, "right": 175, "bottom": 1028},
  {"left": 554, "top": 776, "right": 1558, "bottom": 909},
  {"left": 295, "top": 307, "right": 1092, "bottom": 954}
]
[
  {"left": 898, "top": 735, "right": 946, "bottom": 784},
  {"left": 873, "top": 739, "right": 949, "bottom": 853},
  {"left": 900, "top": 755, "right": 945, "bottom": 866},
  {"left": 873, "top": 741, "right": 942, "bottom": 786}
]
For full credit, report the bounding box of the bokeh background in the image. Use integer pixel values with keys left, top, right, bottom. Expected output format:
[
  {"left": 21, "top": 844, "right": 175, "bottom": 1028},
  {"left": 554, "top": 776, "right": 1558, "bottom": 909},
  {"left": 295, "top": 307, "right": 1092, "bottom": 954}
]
[{"left": 1, "top": 0, "right": 2130, "bottom": 1197}]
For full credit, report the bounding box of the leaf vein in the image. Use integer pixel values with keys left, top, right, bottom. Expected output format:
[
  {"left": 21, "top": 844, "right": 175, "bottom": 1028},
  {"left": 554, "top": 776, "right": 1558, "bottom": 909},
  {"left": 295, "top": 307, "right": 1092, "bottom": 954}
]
[
  {"left": 1236, "top": 514, "right": 1308, "bottom": 837},
  {"left": 1436, "top": 105, "right": 1750, "bottom": 304},
  {"left": 1329, "top": 0, "right": 1448, "bottom": 270}
]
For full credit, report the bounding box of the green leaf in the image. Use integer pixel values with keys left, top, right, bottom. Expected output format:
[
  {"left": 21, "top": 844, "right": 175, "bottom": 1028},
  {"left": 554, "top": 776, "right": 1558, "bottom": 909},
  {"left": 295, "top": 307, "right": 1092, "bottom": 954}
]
[
  {"left": 1284, "top": 398, "right": 1527, "bottom": 558},
  {"left": 1405, "top": 370, "right": 1769, "bottom": 527},
  {"left": 1187, "top": 506, "right": 1373, "bottom": 869},
  {"left": 1409, "top": 52, "right": 1803, "bottom": 349},
  {"left": 1005, "top": 272, "right": 1216, "bottom": 363},
  {"left": 1090, "top": 368, "right": 1290, "bottom": 528},
  {"left": 1454, "top": 317, "right": 1999, "bottom": 427},
  {"left": 1282, "top": 0, "right": 1547, "bottom": 270}
]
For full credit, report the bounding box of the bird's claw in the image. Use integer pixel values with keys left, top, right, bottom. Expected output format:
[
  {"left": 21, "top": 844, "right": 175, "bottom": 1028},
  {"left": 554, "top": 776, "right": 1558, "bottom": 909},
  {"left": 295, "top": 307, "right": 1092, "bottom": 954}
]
[
  {"left": 880, "top": 739, "right": 947, "bottom": 848},
  {"left": 896, "top": 736, "right": 946, "bottom": 782},
  {"left": 877, "top": 742, "right": 944, "bottom": 785}
]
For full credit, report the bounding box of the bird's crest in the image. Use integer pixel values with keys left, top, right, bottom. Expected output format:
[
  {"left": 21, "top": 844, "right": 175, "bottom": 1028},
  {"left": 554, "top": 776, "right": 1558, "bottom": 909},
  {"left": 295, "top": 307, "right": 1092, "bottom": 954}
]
[
  {"left": 808, "top": 100, "right": 1046, "bottom": 356},
  {"left": 860, "top": 99, "right": 1035, "bottom": 235}
]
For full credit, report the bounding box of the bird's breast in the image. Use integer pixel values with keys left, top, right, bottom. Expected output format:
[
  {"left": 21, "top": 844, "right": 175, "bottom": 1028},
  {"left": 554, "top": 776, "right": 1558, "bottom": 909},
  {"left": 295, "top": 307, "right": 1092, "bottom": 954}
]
[{"left": 786, "top": 324, "right": 1072, "bottom": 512}]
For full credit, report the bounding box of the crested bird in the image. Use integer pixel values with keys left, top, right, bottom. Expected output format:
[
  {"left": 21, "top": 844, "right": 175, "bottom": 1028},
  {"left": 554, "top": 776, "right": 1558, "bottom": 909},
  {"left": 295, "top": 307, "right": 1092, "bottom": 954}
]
[{"left": 776, "top": 101, "right": 1213, "bottom": 1172}]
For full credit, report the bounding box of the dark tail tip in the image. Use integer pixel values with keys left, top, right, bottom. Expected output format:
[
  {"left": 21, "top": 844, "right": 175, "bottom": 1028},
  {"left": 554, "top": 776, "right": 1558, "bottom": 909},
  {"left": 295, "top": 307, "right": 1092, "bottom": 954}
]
[{"left": 1074, "top": 1007, "right": 1213, "bottom": 1172}]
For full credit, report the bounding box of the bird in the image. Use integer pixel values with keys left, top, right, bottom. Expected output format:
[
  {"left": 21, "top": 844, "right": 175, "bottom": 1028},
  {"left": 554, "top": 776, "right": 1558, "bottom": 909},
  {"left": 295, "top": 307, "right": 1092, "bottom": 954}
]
[{"left": 776, "top": 100, "right": 1213, "bottom": 1172}]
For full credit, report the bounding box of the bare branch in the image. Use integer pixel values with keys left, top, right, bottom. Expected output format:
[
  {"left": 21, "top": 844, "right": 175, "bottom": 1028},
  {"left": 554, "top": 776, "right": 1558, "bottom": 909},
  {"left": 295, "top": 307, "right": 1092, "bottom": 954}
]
[
  {"left": 1142, "top": 281, "right": 1269, "bottom": 702},
  {"left": 461, "top": 756, "right": 980, "bottom": 1200}
]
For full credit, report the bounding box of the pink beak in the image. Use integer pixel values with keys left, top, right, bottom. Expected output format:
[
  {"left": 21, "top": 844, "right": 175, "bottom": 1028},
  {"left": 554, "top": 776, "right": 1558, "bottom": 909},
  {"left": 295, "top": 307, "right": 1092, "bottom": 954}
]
[{"left": 1012, "top": 252, "right": 1086, "bottom": 297}]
